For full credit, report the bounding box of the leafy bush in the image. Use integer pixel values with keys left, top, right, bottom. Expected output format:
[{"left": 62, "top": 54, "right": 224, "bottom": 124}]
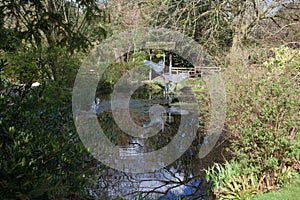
[
  {"left": 98, "top": 50, "right": 148, "bottom": 90},
  {"left": 206, "top": 160, "right": 243, "bottom": 192},
  {"left": 263, "top": 46, "right": 300, "bottom": 75},
  {"left": 0, "top": 57, "right": 9, "bottom": 90},
  {"left": 0, "top": 84, "right": 98, "bottom": 199},
  {"left": 3, "top": 45, "right": 81, "bottom": 88},
  {"left": 206, "top": 160, "right": 267, "bottom": 200},
  {"left": 223, "top": 45, "right": 299, "bottom": 193}
]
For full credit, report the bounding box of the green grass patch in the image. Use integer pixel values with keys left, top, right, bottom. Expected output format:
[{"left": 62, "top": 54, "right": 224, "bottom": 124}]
[{"left": 250, "top": 174, "right": 300, "bottom": 200}]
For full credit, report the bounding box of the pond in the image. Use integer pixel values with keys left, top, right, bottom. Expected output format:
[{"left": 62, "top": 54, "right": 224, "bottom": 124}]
[{"left": 87, "top": 87, "right": 228, "bottom": 200}]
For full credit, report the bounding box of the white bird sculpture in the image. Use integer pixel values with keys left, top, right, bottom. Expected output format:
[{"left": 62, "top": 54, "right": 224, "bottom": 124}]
[
  {"left": 162, "top": 73, "right": 189, "bottom": 84},
  {"left": 144, "top": 60, "right": 164, "bottom": 74},
  {"left": 144, "top": 60, "right": 189, "bottom": 93}
]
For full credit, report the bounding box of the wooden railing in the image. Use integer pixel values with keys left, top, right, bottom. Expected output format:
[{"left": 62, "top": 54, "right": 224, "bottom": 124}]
[
  {"left": 172, "top": 67, "right": 194, "bottom": 74},
  {"left": 171, "top": 66, "right": 221, "bottom": 77}
]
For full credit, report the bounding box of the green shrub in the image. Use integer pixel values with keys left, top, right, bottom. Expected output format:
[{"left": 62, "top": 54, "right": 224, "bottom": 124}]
[
  {"left": 206, "top": 161, "right": 296, "bottom": 199},
  {"left": 263, "top": 46, "right": 300, "bottom": 75},
  {"left": 224, "top": 46, "right": 300, "bottom": 191},
  {"left": 98, "top": 50, "right": 148, "bottom": 90},
  {"left": 0, "top": 84, "right": 98, "bottom": 199},
  {"left": 3, "top": 45, "right": 81, "bottom": 88},
  {"left": 206, "top": 160, "right": 266, "bottom": 200}
]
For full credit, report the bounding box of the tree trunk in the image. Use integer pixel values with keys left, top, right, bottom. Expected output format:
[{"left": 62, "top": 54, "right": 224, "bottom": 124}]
[{"left": 228, "top": 32, "right": 247, "bottom": 66}]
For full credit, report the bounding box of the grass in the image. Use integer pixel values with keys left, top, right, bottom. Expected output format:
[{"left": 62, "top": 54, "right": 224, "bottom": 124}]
[{"left": 250, "top": 174, "right": 300, "bottom": 200}]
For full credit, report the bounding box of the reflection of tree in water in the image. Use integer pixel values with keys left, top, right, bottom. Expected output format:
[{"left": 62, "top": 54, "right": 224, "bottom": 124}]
[
  {"left": 95, "top": 117, "right": 210, "bottom": 198},
  {"left": 97, "top": 96, "right": 181, "bottom": 151},
  {"left": 92, "top": 92, "right": 228, "bottom": 199},
  {"left": 94, "top": 140, "right": 208, "bottom": 199},
  {"left": 93, "top": 135, "right": 228, "bottom": 199}
]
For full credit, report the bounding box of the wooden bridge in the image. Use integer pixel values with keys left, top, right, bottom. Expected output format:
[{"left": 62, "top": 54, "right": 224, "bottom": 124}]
[{"left": 145, "top": 42, "right": 221, "bottom": 79}]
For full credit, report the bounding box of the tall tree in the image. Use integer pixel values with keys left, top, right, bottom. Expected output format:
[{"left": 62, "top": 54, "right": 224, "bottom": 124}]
[
  {"left": 0, "top": 0, "right": 107, "bottom": 84},
  {"left": 144, "top": 0, "right": 298, "bottom": 62},
  {"left": 253, "top": 1, "right": 300, "bottom": 48}
]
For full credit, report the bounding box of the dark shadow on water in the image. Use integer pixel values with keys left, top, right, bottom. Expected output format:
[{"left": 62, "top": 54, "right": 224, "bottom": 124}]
[{"left": 90, "top": 89, "right": 229, "bottom": 200}]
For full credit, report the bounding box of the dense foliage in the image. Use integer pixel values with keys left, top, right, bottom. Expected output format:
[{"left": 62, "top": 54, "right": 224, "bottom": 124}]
[
  {"left": 0, "top": 0, "right": 299, "bottom": 199},
  {"left": 0, "top": 83, "right": 99, "bottom": 199},
  {"left": 205, "top": 46, "right": 300, "bottom": 199}
]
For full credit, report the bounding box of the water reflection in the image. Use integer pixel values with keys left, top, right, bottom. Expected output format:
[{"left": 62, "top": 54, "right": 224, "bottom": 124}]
[
  {"left": 90, "top": 90, "right": 222, "bottom": 199},
  {"left": 91, "top": 97, "right": 101, "bottom": 113},
  {"left": 96, "top": 165, "right": 209, "bottom": 199}
]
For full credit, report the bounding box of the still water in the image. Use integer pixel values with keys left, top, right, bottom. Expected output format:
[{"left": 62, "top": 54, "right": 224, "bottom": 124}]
[{"left": 88, "top": 89, "right": 226, "bottom": 200}]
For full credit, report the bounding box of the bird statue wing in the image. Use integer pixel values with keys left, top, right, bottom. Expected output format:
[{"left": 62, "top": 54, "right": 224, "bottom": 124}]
[
  {"left": 162, "top": 73, "right": 189, "bottom": 83},
  {"left": 144, "top": 60, "right": 164, "bottom": 74},
  {"left": 177, "top": 72, "right": 189, "bottom": 83}
]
